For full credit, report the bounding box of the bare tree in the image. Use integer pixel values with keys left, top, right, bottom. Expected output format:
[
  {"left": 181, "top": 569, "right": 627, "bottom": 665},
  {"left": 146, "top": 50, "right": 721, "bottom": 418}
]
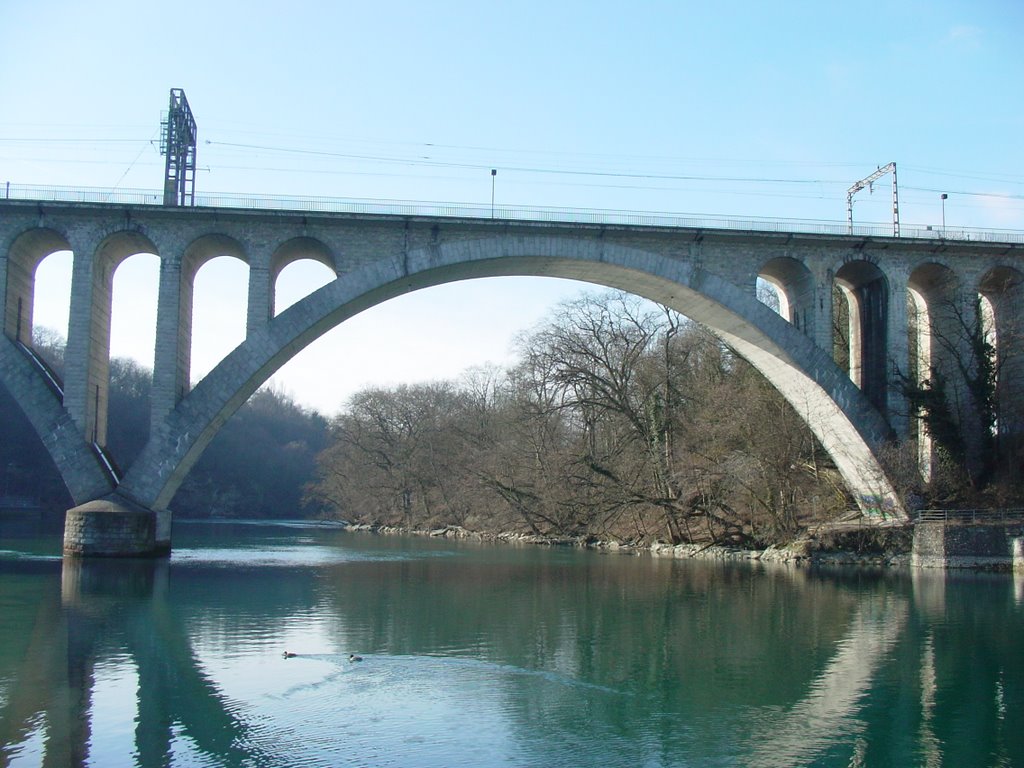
[
  {"left": 308, "top": 291, "right": 856, "bottom": 545},
  {"left": 898, "top": 288, "right": 1020, "bottom": 496}
]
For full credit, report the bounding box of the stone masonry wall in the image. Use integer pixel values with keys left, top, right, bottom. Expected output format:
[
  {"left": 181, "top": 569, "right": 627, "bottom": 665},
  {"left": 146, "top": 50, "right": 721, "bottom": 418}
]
[
  {"left": 63, "top": 498, "right": 158, "bottom": 557},
  {"left": 912, "top": 522, "right": 1024, "bottom": 569}
]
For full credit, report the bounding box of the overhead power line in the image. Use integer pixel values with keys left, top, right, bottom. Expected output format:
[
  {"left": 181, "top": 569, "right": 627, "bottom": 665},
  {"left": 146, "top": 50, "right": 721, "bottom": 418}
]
[
  {"left": 205, "top": 139, "right": 847, "bottom": 186},
  {"left": 904, "top": 186, "right": 1024, "bottom": 201},
  {"left": 0, "top": 137, "right": 149, "bottom": 143}
]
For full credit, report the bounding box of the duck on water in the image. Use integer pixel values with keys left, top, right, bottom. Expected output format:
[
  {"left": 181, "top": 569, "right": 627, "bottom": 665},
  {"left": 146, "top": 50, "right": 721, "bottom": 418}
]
[{"left": 282, "top": 651, "right": 364, "bottom": 662}]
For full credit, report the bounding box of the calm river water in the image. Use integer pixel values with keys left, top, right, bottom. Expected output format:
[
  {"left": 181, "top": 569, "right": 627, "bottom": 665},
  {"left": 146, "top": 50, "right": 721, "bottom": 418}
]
[{"left": 0, "top": 518, "right": 1022, "bottom": 767}]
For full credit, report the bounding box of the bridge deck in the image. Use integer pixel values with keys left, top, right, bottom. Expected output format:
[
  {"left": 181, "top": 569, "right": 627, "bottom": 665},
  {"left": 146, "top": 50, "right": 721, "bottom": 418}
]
[{"left": 4, "top": 183, "right": 1023, "bottom": 247}]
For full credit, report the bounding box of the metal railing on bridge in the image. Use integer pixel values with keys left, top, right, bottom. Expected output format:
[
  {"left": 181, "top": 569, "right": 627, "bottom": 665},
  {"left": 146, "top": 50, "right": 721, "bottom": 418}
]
[
  {"left": 15, "top": 340, "right": 63, "bottom": 398},
  {"left": 4, "top": 182, "right": 1024, "bottom": 245},
  {"left": 914, "top": 508, "right": 1024, "bottom": 525}
]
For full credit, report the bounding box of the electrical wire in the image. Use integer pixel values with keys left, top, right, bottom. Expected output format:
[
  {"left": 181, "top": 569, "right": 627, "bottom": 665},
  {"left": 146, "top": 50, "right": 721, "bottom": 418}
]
[
  {"left": 903, "top": 186, "right": 1024, "bottom": 201},
  {"left": 205, "top": 139, "right": 849, "bottom": 185},
  {"left": 108, "top": 130, "right": 161, "bottom": 193},
  {"left": 4, "top": 127, "right": 1022, "bottom": 219}
]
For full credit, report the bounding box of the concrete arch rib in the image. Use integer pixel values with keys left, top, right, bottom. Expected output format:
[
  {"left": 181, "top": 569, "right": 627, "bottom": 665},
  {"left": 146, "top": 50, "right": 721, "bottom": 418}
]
[
  {"left": 0, "top": 336, "right": 113, "bottom": 504},
  {"left": 120, "top": 235, "right": 905, "bottom": 521}
]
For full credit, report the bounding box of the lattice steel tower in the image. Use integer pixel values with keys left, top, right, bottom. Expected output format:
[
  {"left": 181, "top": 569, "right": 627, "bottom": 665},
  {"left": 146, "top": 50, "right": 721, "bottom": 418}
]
[
  {"left": 160, "top": 88, "right": 197, "bottom": 206},
  {"left": 846, "top": 162, "right": 899, "bottom": 237}
]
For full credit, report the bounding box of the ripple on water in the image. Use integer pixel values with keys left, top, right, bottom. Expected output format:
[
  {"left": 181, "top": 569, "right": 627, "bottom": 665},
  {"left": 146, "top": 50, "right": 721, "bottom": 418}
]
[
  {"left": 170, "top": 544, "right": 444, "bottom": 568},
  {"left": 236, "top": 653, "right": 630, "bottom": 767},
  {"left": 0, "top": 551, "right": 62, "bottom": 562}
]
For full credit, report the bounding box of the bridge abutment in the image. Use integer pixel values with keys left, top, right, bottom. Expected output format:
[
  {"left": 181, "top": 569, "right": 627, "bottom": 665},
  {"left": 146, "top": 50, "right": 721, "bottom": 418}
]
[
  {"left": 911, "top": 520, "right": 1024, "bottom": 569},
  {"left": 63, "top": 494, "right": 171, "bottom": 558}
]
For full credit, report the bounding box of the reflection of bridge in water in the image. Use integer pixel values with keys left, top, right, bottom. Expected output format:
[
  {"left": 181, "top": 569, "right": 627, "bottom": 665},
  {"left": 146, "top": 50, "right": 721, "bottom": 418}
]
[
  {"left": 745, "top": 591, "right": 909, "bottom": 765},
  {"left": 1, "top": 189, "right": 1023, "bottom": 555},
  {"left": 0, "top": 556, "right": 947, "bottom": 766},
  {"left": 0, "top": 560, "right": 263, "bottom": 767}
]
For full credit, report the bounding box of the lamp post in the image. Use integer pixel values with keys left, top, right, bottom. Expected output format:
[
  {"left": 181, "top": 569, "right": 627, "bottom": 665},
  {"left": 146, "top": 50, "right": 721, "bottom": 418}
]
[
  {"left": 940, "top": 193, "right": 948, "bottom": 235},
  {"left": 490, "top": 169, "right": 497, "bottom": 218}
]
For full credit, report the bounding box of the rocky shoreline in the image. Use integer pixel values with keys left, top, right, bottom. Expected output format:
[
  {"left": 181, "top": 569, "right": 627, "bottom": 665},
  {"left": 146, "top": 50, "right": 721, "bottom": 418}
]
[{"left": 343, "top": 522, "right": 913, "bottom": 568}]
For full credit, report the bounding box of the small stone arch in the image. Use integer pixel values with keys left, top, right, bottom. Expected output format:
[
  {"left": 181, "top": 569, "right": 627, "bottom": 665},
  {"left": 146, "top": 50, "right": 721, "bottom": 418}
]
[
  {"left": 3, "top": 227, "right": 72, "bottom": 345},
  {"left": 269, "top": 236, "right": 337, "bottom": 317},
  {"left": 759, "top": 256, "right": 814, "bottom": 333},
  {"left": 834, "top": 260, "right": 888, "bottom": 410},
  {"left": 175, "top": 234, "right": 249, "bottom": 396},
  {"left": 182, "top": 233, "right": 248, "bottom": 283},
  {"left": 270, "top": 236, "right": 336, "bottom": 281},
  {"left": 67, "top": 231, "right": 160, "bottom": 447}
]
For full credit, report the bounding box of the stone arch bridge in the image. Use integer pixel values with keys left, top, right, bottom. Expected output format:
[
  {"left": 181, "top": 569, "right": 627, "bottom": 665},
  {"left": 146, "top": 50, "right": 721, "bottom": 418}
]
[{"left": 1, "top": 197, "right": 1021, "bottom": 555}]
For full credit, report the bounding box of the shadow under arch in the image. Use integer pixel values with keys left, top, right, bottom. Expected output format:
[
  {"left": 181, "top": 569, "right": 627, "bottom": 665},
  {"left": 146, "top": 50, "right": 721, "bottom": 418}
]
[
  {"left": 759, "top": 256, "right": 815, "bottom": 333},
  {"left": 906, "top": 262, "right": 961, "bottom": 480},
  {"left": 834, "top": 260, "right": 889, "bottom": 411},
  {"left": 907, "top": 262, "right": 962, "bottom": 392},
  {"left": 979, "top": 266, "right": 1024, "bottom": 445},
  {"left": 118, "top": 235, "right": 905, "bottom": 521}
]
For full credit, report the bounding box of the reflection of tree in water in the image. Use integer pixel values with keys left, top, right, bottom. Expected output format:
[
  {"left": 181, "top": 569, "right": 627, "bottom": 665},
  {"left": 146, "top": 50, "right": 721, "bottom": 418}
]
[
  {"left": 316, "top": 556, "right": 1023, "bottom": 765},
  {"left": 313, "top": 555, "right": 893, "bottom": 762}
]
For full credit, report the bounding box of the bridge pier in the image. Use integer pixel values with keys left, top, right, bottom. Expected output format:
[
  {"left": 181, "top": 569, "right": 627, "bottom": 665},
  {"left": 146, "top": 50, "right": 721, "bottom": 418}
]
[{"left": 63, "top": 494, "right": 171, "bottom": 558}]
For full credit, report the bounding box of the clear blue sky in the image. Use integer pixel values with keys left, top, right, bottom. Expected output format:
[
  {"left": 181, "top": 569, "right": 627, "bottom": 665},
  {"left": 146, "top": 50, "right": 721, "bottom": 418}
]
[{"left": 2, "top": 0, "right": 1022, "bottom": 413}]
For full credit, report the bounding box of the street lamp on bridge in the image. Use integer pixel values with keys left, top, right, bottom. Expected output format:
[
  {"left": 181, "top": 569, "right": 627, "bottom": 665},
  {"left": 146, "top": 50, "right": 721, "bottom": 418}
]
[{"left": 491, "top": 169, "right": 497, "bottom": 218}]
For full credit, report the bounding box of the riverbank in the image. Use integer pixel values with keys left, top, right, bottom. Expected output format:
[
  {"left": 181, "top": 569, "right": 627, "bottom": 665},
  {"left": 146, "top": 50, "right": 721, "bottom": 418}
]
[{"left": 343, "top": 522, "right": 917, "bottom": 569}]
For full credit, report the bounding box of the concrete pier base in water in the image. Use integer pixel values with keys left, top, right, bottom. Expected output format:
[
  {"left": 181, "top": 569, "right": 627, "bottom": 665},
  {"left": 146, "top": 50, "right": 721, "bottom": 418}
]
[{"left": 63, "top": 495, "right": 171, "bottom": 558}]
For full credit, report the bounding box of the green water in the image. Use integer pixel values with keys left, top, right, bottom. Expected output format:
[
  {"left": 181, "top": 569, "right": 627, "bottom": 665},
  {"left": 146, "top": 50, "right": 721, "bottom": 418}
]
[{"left": 0, "top": 518, "right": 1021, "bottom": 767}]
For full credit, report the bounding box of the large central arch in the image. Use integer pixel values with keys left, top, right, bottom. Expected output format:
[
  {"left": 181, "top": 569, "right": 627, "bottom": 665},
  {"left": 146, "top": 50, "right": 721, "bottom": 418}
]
[{"left": 118, "top": 235, "right": 904, "bottom": 520}]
